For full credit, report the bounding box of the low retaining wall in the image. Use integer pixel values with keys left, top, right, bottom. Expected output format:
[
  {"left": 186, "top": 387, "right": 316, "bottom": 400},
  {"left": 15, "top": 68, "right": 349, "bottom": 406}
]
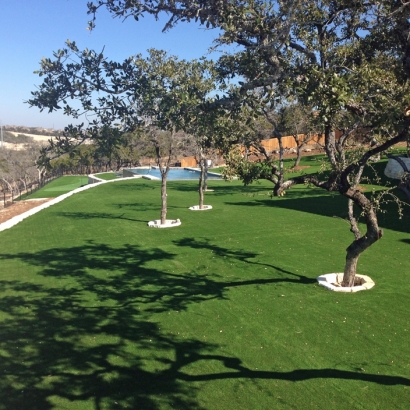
[
  {"left": 88, "top": 174, "right": 105, "bottom": 184},
  {"left": 123, "top": 169, "right": 146, "bottom": 178}
]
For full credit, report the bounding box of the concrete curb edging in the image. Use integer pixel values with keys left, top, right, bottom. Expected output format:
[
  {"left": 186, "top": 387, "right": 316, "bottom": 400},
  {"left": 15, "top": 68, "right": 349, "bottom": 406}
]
[{"left": 0, "top": 176, "right": 137, "bottom": 232}]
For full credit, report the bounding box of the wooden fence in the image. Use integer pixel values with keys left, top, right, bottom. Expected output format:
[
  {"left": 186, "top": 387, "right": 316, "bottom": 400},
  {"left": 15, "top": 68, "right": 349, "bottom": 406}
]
[
  {"left": 0, "top": 172, "right": 62, "bottom": 209},
  {"left": 258, "top": 133, "right": 326, "bottom": 150},
  {"left": 179, "top": 132, "right": 340, "bottom": 167},
  {"left": 180, "top": 157, "right": 198, "bottom": 167}
]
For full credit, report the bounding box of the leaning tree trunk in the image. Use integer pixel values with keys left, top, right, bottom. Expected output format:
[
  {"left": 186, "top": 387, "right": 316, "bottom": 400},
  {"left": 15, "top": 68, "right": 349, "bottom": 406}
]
[
  {"left": 294, "top": 144, "right": 303, "bottom": 168},
  {"left": 342, "top": 189, "right": 383, "bottom": 287},
  {"left": 293, "top": 133, "right": 305, "bottom": 168}
]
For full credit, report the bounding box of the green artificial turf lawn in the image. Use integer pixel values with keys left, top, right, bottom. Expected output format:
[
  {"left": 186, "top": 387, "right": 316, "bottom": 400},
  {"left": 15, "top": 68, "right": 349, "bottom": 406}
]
[
  {"left": 23, "top": 175, "right": 90, "bottom": 199},
  {"left": 95, "top": 172, "right": 118, "bottom": 180},
  {"left": 0, "top": 171, "right": 409, "bottom": 409}
]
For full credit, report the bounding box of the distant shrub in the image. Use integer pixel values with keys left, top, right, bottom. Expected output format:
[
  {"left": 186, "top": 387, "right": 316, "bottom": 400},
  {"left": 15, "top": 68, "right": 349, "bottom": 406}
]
[{"left": 3, "top": 132, "right": 34, "bottom": 144}]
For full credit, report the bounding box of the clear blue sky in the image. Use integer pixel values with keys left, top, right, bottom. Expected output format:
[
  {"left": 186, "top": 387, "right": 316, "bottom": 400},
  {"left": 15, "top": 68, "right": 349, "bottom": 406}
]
[{"left": 0, "top": 0, "right": 222, "bottom": 130}]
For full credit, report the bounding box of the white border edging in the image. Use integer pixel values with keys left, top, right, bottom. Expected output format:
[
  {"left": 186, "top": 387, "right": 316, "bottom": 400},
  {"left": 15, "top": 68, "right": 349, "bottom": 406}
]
[
  {"left": 317, "top": 273, "right": 375, "bottom": 292},
  {"left": 0, "top": 176, "right": 137, "bottom": 232},
  {"left": 148, "top": 219, "right": 181, "bottom": 228},
  {"left": 189, "top": 205, "right": 213, "bottom": 211}
]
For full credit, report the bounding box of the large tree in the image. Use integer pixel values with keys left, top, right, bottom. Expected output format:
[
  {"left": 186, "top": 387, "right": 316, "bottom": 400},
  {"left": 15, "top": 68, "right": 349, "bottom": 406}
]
[{"left": 86, "top": 0, "right": 410, "bottom": 287}]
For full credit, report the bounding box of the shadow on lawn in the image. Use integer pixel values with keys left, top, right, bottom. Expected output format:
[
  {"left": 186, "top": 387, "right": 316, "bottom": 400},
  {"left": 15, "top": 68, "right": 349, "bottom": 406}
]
[
  {"left": 224, "top": 192, "right": 410, "bottom": 235},
  {"left": 56, "top": 211, "right": 146, "bottom": 223},
  {"left": 174, "top": 237, "right": 316, "bottom": 285},
  {"left": 0, "top": 240, "right": 408, "bottom": 409},
  {"left": 170, "top": 180, "right": 271, "bottom": 197},
  {"left": 0, "top": 241, "right": 221, "bottom": 409},
  {"left": 56, "top": 203, "right": 186, "bottom": 224}
]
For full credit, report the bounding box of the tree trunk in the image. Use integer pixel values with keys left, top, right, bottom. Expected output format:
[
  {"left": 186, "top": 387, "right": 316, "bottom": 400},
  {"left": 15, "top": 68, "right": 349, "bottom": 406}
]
[
  {"left": 161, "top": 173, "right": 168, "bottom": 225},
  {"left": 341, "top": 189, "right": 383, "bottom": 287},
  {"left": 19, "top": 178, "right": 27, "bottom": 197},
  {"left": 324, "top": 126, "right": 338, "bottom": 169},
  {"left": 273, "top": 136, "right": 286, "bottom": 196},
  {"left": 343, "top": 246, "right": 361, "bottom": 287},
  {"left": 278, "top": 135, "right": 284, "bottom": 184},
  {"left": 203, "top": 158, "right": 209, "bottom": 192},
  {"left": 37, "top": 166, "right": 47, "bottom": 186},
  {"left": 1, "top": 178, "right": 13, "bottom": 193},
  {"left": 197, "top": 149, "right": 209, "bottom": 209},
  {"left": 153, "top": 131, "right": 173, "bottom": 225},
  {"left": 159, "top": 158, "right": 170, "bottom": 224},
  {"left": 292, "top": 133, "right": 314, "bottom": 168},
  {"left": 294, "top": 146, "right": 302, "bottom": 168},
  {"left": 198, "top": 157, "right": 205, "bottom": 209}
]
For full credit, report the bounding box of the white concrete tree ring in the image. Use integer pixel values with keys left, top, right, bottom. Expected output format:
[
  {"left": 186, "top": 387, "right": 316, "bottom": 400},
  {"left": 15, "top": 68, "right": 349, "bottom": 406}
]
[
  {"left": 148, "top": 219, "right": 181, "bottom": 228},
  {"left": 317, "top": 273, "right": 375, "bottom": 292},
  {"left": 189, "top": 205, "right": 213, "bottom": 211}
]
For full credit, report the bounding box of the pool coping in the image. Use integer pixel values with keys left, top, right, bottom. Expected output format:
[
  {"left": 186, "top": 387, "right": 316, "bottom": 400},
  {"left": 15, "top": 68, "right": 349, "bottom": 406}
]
[{"left": 123, "top": 167, "right": 222, "bottom": 180}]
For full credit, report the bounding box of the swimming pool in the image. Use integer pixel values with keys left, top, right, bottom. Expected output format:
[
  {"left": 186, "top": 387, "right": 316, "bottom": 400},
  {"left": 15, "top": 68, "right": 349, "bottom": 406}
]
[{"left": 124, "top": 167, "right": 222, "bottom": 181}]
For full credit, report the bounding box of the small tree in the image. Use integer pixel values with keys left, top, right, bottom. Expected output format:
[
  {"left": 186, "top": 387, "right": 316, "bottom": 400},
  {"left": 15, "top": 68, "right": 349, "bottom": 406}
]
[
  {"left": 29, "top": 46, "right": 217, "bottom": 224},
  {"left": 185, "top": 108, "right": 229, "bottom": 209}
]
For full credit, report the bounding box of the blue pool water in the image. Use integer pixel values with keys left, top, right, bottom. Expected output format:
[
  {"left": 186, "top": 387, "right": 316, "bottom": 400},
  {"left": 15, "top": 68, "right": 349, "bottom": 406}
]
[{"left": 128, "top": 167, "right": 222, "bottom": 181}]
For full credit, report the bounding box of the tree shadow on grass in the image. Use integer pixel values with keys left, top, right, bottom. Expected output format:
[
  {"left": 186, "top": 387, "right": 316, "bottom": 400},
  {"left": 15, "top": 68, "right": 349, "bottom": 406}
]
[
  {"left": 55, "top": 211, "right": 146, "bottom": 223},
  {"left": 224, "top": 193, "right": 410, "bottom": 234},
  {"left": 55, "top": 207, "right": 185, "bottom": 225},
  {"left": 174, "top": 357, "right": 410, "bottom": 387},
  {"left": 174, "top": 237, "right": 316, "bottom": 285},
  {"left": 170, "top": 180, "right": 272, "bottom": 197},
  {"left": 224, "top": 194, "right": 346, "bottom": 218},
  {"left": 0, "top": 241, "right": 407, "bottom": 409},
  {"left": 114, "top": 201, "right": 187, "bottom": 212},
  {"left": 0, "top": 242, "right": 225, "bottom": 409}
]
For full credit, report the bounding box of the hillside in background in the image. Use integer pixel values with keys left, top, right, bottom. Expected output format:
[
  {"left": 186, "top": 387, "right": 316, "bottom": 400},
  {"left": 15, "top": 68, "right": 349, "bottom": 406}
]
[
  {"left": 3, "top": 125, "right": 61, "bottom": 137},
  {"left": 1, "top": 126, "right": 60, "bottom": 150}
]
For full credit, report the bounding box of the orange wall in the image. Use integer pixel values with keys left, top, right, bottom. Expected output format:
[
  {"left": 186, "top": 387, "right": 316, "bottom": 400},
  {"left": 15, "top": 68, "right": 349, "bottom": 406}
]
[
  {"left": 258, "top": 133, "right": 326, "bottom": 151},
  {"left": 144, "top": 132, "right": 341, "bottom": 167},
  {"left": 180, "top": 156, "right": 198, "bottom": 167}
]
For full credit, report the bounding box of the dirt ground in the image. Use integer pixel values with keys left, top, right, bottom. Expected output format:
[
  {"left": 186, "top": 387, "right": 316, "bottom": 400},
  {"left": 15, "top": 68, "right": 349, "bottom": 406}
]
[{"left": 0, "top": 199, "right": 53, "bottom": 224}]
